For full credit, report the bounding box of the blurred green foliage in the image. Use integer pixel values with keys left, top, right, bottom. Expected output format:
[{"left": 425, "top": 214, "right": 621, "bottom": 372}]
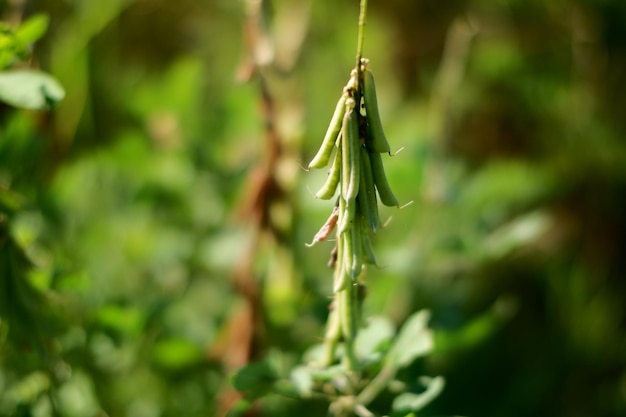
[{"left": 1, "top": 0, "right": 625, "bottom": 416}]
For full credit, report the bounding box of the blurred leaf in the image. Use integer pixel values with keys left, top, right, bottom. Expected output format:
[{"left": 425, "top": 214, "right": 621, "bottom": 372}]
[
  {"left": 226, "top": 398, "right": 254, "bottom": 417},
  {"left": 307, "top": 364, "right": 346, "bottom": 382},
  {"left": 288, "top": 366, "right": 314, "bottom": 397},
  {"left": 460, "top": 161, "right": 553, "bottom": 225},
  {"left": 54, "top": 371, "right": 100, "bottom": 417},
  {"left": 355, "top": 315, "right": 394, "bottom": 365},
  {"left": 27, "top": 268, "right": 53, "bottom": 291},
  {"left": 386, "top": 310, "right": 434, "bottom": 369},
  {"left": 0, "top": 230, "right": 62, "bottom": 347},
  {"left": 303, "top": 342, "right": 326, "bottom": 364},
  {"left": 434, "top": 297, "right": 517, "bottom": 354},
  {"left": 0, "top": 69, "right": 65, "bottom": 109},
  {"left": 230, "top": 360, "right": 279, "bottom": 400},
  {"left": 472, "top": 39, "right": 524, "bottom": 81},
  {"left": 0, "top": 186, "right": 25, "bottom": 214},
  {"left": 96, "top": 305, "right": 145, "bottom": 336},
  {"left": 482, "top": 210, "right": 551, "bottom": 258},
  {"left": 14, "top": 14, "right": 49, "bottom": 46},
  {"left": 0, "top": 371, "right": 50, "bottom": 411},
  {"left": 152, "top": 338, "right": 203, "bottom": 370},
  {"left": 391, "top": 376, "right": 445, "bottom": 414}
]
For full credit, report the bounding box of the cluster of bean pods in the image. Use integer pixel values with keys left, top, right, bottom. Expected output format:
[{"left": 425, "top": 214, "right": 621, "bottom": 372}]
[{"left": 308, "top": 59, "right": 398, "bottom": 292}]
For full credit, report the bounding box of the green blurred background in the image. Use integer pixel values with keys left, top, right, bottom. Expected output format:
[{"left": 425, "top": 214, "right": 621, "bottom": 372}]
[{"left": 1, "top": 0, "right": 625, "bottom": 416}]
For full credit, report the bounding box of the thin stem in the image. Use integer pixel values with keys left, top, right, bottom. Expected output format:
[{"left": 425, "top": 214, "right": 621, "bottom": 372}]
[
  {"left": 339, "top": 282, "right": 357, "bottom": 371},
  {"left": 355, "top": 0, "right": 368, "bottom": 68},
  {"left": 323, "top": 247, "right": 344, "bottom": 366},
  {"left": 355, "top": 366, "right": 396, "bottom": 406},
  {"left": 322, "top": 304, "right": 341, "bottom": 366}
]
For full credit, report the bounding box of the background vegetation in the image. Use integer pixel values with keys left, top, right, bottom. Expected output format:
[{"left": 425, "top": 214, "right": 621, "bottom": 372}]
[{"left": 1, "top": 0, "right": 625, "bottom": 416}]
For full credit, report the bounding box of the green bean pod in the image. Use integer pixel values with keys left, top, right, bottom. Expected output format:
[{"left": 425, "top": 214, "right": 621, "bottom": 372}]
[
  {"left": 308, "top": 94, "right": 347, "bottom": 169},
  {"left": 363, "top": 69, "right": 391, "bottom": 154},
  {"left": 334, "top": 222, "right": 352, "bottom": 293},
  {"left": 361, "top": 223, "right": 378, "bottom": 266},
  {"left": 350, "top": 216, "right": 363, "bottom": 279},
  {"left": 341, "top": 98, "right": 360, "bottom": 203},
  {"left": 369, "top": 151, "right": 399, "bottom": 207},
  {"left": 314, "top": 143, "right": 341, "bottom": 200},
  {"left": 337, "top": 197, "right": 355, "bottom": 234},
  {"left": 358, "top": 145, "right": 381, "bottom": 233},
  {"left": 333, "top": 264, "right": 348, "bottom": 294}
]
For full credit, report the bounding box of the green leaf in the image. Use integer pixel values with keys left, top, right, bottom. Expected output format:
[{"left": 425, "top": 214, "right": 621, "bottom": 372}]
[
  {"left": 482, "top": 210, "right": 550, "bottom": 258},
  {"left": 0, "top": 69, "right": 65, "bottom": 109},
  {"left": 289, "top": 366, "right": 314, "bottom": 397},
  {"left": 151, "top": 338, "right": 202, "bottom": 370},
  {"left": 2, "top": 371, "right": 51, "bottom": 406},
  {"left": 386, "top": 310, "right": 433, "bottom": 369},
  {"left": 96, "top": 305, "right": 144, "bottom": 336},
  {"left": 355, "top": 316, "right": 394, "bottom": 365},
  {"left": 0, "top": 186, "right": 25, "bottom": 214},
  {"left": 391, "top": 376, "right": 445, "bottom": 414},
  {"left": 434, "top": 297, "right": 517, "bottom": 354},
  {"left": 225, "top": 398, "right": 253, "bottom": 417},
  {"left": 307, "top": 363, "right": 346, "bottom": 381},
  {"left": 14, "top": 14, "right": 49, "bottom": 46},
  {"left": 230, "top": 360, "right": 279, "bottom": 400}
]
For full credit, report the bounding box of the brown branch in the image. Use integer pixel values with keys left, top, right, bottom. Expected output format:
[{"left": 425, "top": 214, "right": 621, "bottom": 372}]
[{"left": 215, "top": 1, "right": 298, "bottom": 415}]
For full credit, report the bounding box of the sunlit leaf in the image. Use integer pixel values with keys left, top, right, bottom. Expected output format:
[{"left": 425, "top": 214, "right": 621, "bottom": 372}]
[
  {"left": 96, "top": 305, "right": 144, "bottom": 336},
  {"left": 482, "top": 210, "right": 551, "bottom": 257},
  {"left": 152, "top": 338, "right": 203, "bottom": 370},
  {"left": 307, "top": 364, "right": 346, "bottom": 381},
  {"left": 14, "top": 14, "right": 49, "bottom": 46},
  {"left": 355, "top": 315, "right": 394, "bottom": 365},
  {"left": 386, "top": 310, "right": 433, "bottom": 369},
  {"left": 2, "top": 371, "right": 50, "bottom": 407},
  {"left": 289, "top": 366, "right": 314, "bottom": 397},
  {"left": 391, "top": 376, "right": 445, "bottom": 414},
  {"left": 0, "top": 69, "right": 65, "bottom": 109},
  {"left": 54, "top": 371, "right": 100, "bottom": 417}
]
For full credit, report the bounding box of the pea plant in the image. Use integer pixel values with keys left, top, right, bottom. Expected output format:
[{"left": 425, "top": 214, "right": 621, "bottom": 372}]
[{"left": 231, "top": 1, "right": 443, "bottom": 416}]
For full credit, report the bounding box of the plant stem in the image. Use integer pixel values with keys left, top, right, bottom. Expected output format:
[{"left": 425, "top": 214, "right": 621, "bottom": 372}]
[
  {"left": 322, "top": 305, "right": 341, "bottom": 366},
  {"left": 355, "top": 365, "right": 396, "bottom": 406},
  {"left": 355, "top": 0, "right": 368, "bottom": 68},
  {"left": 339, "top": 280, "right": 357, "bottom": 371},
  {"left": 334, "top": 0, "right": 367, "bottom": 379},
  {"left": 323, "top": 227, "right": 346, "bottom": 366}
]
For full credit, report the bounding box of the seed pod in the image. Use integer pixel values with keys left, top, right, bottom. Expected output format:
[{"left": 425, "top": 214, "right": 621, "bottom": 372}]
[
  {"left": 309, "top": 94, "right": 347, "bottom": 169},
  {"left": 361, "top": 228, "right": 378, "bottom": 266},
  {"left": 341, "top": 98, "right": 360, "bottom": 203},
  {"left": 305, "top": 205, "right": 339, "bottom": 247},
  {"left": 350, "top": 216, "right": 363, "bottom": 279},
  {"left": 333, "top": 257, "right": 348, "bottom": 293},
  {"left": 369, "top": 151, "right": 399, "bottom": 207},
  {"left": 314, "top": 143, "right": 341, "bottom": 200},
  {"left": 337, "top": 197, "right": 355, "bottom": 234},
  {"left": 363, "top": 69, "right": 391, "bottom": 154},
  {"left": 333, "top": 227, "right": 350, "bottom": 293},
  {"left": 358, "top": 145, "right": 381, "bottom": 233}
]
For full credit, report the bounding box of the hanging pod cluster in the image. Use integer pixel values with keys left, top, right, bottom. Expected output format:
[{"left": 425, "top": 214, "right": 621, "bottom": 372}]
[{"left": 308, "top": 60, "right": 399, "bottom": 292}]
